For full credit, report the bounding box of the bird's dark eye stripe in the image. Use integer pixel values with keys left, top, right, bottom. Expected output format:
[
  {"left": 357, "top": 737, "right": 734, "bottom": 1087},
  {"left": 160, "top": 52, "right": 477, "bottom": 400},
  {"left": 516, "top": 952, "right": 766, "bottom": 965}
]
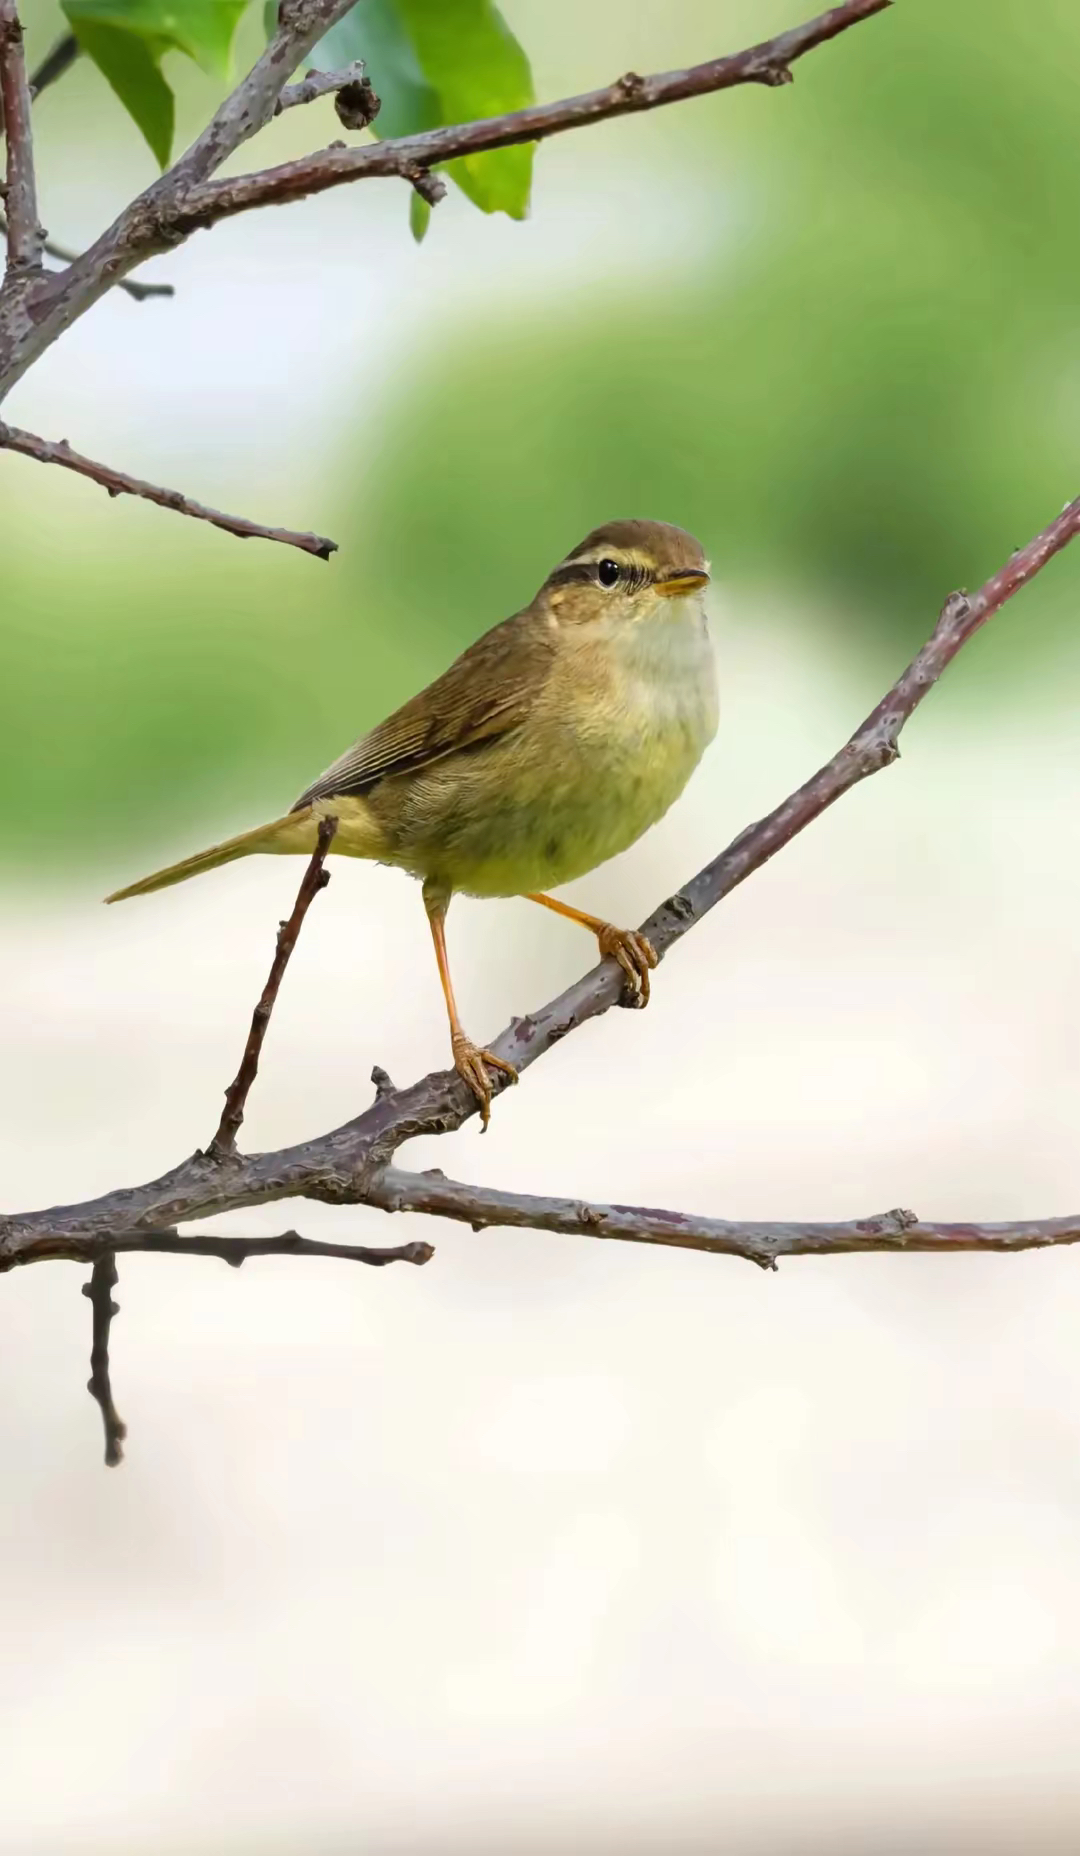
[
  {"left": 547, "top": 557, "right": 654, "bottom": 592},
  {"left": 547, "top": 561, "right": 598, "bottom": 588}
]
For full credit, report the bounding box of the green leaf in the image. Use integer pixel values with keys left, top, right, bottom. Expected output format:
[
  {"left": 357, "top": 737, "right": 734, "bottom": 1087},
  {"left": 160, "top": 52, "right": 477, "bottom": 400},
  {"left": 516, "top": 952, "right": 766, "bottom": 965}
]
[
  {"left": 399, "top": 0, "right": 533, "bottom": 218},
  {"left": 63, "top": 0, "right": 247, "bottom": 164},
  {"left": 409, "top": 189, "right": 431, "bottom": 243},
  {"left": 63, "top": 17, "right": 174, "bottom": 164},
  {"left": 313, "top": 0, "right": 534, "bottom": 224},
  {"left": 318, "top": 0, "right": 440, "bottom": 139}
]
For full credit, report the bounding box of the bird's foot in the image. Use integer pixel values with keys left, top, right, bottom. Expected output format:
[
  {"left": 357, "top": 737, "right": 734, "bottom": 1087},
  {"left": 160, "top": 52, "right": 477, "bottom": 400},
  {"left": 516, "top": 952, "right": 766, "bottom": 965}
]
[
  {"left": 596, "top": 924, "right": 658, "bottom": 1007},
  {"left": 452, "top": 1031, "right": 518, "bottom": 1130}
]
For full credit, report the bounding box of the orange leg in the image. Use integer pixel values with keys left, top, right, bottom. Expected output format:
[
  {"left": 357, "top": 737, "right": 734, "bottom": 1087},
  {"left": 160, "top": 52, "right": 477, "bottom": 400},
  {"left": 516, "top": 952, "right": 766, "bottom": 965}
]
[
  {"left": 425, "top": 890, "right": 517, "bottom": 1128},
  {"left": 525, "top": 892, "right": 659, "bottom": 1007}
]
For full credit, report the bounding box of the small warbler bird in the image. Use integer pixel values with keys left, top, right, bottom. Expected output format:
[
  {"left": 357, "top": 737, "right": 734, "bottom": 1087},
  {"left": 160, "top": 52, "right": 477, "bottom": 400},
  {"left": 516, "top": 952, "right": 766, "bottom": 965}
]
[{"left": 107, "top": 519, "right": 717, "bottom": 1122}]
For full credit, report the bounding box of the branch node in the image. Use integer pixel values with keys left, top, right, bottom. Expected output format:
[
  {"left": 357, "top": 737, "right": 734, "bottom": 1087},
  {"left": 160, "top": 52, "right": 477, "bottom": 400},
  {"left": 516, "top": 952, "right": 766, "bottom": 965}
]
[
  {"left": 940, "top": 589, "right": 972, "bottom": 626},
  {"left": 615, "top": 70, "right": 646, "bottom": 101},
  {"left": 404, "top": 164, "right": 447, "bottom": 207},
  {"left": 335, "top": 77, "right": 381, "bottom": 132},
  {"left": 371, "top": 1064, "right": 397, "bottom": 1102}
]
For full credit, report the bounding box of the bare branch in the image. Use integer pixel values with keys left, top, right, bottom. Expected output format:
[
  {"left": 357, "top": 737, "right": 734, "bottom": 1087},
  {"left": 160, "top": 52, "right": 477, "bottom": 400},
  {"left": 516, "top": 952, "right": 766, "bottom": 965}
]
[
  {"left": 0, "top": 0, "right": 41, "bottom": 274},
  {"left": 373, "top": 1172, "right": 1080, "bottom": 1270},
  {"left": 26, "top": 1228, "right": 433, "bottom": 1271},
  {"left": 211, "top": 818, "right": 339, "bottom": 1157},
  {"left": 3, "top": 488, "right": 1079, "bottom": 1270},
  {"left": 0, "top": 422, "right": 338, "bottom": 558},
  {"left": 0, "top": 211, "right": 173, "bottom": 299},
  {"left": 168, "top": 0, "right": 358, "bottom": 190},
  {"left": 275, "top": 62, "right": 375, "bottom": 119},
  {"left": 181, "top": 0, "right": 893, "bottom": 230},
  {"left": 0, "top": 0, "right": 891, "bottom": 400},
  {"left": 28, "top": 30, "right": 78, "bottom": 99},
  {"left": 82, "top": 1253, "right": 126, "bottom": 1466}
]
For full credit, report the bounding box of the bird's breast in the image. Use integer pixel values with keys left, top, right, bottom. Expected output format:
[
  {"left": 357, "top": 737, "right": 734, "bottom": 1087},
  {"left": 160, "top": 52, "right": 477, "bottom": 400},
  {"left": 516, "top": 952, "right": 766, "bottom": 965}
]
[{"left": 385, "top": 602, "right": 718, "bottom": 898}]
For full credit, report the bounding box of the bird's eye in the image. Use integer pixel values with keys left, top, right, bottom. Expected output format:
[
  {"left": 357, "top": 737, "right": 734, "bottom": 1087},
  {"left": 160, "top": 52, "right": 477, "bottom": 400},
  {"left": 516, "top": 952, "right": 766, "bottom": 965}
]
[{"left": 596, "top": 558, "right": 621, "bottom": 588}]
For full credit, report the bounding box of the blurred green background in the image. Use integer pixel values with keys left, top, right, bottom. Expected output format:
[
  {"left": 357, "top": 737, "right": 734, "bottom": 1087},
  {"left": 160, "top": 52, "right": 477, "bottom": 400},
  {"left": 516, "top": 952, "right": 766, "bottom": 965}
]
[{"left": 4, "top": 0, "right": 1080, "bottom": 876}]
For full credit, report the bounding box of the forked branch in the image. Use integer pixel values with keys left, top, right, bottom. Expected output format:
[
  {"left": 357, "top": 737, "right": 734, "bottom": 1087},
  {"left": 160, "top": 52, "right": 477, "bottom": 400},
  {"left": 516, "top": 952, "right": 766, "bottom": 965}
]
[
  {"left": 181, "top": 0, "right": 894, "bottom": 229},
  {"left": 0, "top": 0, "right": 889, "bottom": 560},
  {"left": 4, "top": 487, "right": 1080, "bottom": 1280},
  {"left": 0, "top": 2, "right": 891, "bottom": 397}
]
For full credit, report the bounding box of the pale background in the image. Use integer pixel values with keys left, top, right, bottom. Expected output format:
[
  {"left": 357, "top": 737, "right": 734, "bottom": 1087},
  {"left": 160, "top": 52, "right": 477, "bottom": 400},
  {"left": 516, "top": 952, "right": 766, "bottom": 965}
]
[{"left": 4, "top": 2, "right": 1080, "bottom": 1851}]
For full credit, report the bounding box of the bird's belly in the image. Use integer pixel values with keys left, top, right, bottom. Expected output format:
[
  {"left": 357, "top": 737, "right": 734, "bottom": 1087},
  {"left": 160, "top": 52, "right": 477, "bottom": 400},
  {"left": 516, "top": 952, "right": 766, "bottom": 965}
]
[{"left": 391, "top": 643, "right": 717, "bottom": 898}]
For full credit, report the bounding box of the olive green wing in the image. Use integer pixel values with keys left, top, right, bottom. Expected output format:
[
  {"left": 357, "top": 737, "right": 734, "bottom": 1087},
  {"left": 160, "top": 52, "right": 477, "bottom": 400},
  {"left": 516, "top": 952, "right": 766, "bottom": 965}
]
[{"left": 291, "top": 610, "right": 553, "bottom": 812}]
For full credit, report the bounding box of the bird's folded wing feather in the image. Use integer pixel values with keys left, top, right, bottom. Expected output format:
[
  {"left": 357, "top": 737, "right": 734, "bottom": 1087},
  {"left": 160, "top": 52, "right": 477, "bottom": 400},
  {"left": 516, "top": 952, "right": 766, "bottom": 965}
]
[{"left": 291, "top": 611, "right": 552, "bottom": 811}]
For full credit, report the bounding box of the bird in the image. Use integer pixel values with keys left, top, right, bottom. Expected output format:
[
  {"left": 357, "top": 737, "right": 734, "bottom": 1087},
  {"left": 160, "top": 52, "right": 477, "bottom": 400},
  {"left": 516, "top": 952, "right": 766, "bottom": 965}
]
[{"left": 106, "top": 519, "right": 718, "bottom": 1124}]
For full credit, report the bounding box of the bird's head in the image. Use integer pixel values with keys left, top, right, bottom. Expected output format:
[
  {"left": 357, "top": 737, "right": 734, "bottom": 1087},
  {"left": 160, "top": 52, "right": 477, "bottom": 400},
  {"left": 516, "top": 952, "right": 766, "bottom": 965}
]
[{"left": 538, "top": 519, "right": 709, "bottom": 625}]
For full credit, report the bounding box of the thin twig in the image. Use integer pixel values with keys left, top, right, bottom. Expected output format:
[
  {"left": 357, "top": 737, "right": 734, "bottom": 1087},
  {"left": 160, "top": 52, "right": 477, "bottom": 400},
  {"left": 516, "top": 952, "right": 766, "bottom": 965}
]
[
  {"left": 0, "top": 0, "right": 41, "bottom": 274},
  {"left": 372, "top": 1171, "right": 1080, "bottom": 1270},
  {"left": 21, "top": 1228, "right": 433, "bottom": 1270},
  {"left": 0, "top": 422, "right": 337, "bottom": 558},
  {"left": 29, "top": 30, "right": 78, "bottom": 99},
  {"left": 0, "top": 211, "right": 173, "bottom": 300},
  {"left": 181, "top": 0, "right": 893, "bottom": 229},
  {"left": 276, "top": 61, "right": 369, "bottom": 114},
  {"left": 210, "top": 817, "right": 339, "bottom": 1157},
  {"left": 82, "top": 1253, "right": 126, "bottom": 1466},
  {"left": 3, "top": 488, "right": 1079, "bottom": 1267},
  {"left": 168, "top": 0, "right": 358, "bottom": 190},
  {"left": 0, "top": 0, "right": 891, "bottom": 399}
]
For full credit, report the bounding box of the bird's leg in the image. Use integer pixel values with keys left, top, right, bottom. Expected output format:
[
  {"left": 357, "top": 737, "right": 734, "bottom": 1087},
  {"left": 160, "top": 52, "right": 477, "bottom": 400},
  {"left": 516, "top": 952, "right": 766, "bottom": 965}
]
[
  {"left": 524, "top": 892, "right": 658, "bottom": 1007},
  {"left": 424, "top": 887, "right": 517, "bottom": 1128}
]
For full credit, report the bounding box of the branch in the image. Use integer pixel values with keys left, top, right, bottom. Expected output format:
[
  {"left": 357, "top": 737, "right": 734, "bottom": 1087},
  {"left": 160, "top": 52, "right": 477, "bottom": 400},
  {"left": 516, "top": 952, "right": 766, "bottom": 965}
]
[
  {"left": 28, "top": 30, "right": 78, "bottom": 100},
  {"left": 0, "top": 0, "right": 41, "bottom": 274},
  {"left": 168, "top": 0, "right": 358, "bottom": 190},
  {"left": 0, "top": 211, "right": 174, "bottom": 300},
  {"left": 15, "top": 1226, "right": 433, "bottom": 1270},
  {"left": 210, "top": 817, "right": 338, "bottom": 1157},
  {"left": 181, "top": 0, "right": 893, "bottom": 229},
  {"left": 75, "top": 1229, "right": 425, "bottom": 1462},
  {"left": 0, "top": 0, "right": 890, "bottom": 399},
  {"left": 3, "top": 488, "right": 1079, "bottom": 1271},
  {"left": 276, "top": 62, "right": 378, "bottom": 128},
  {"left": 82, "top": 1253, "right": 126, "bottom": 1466},
  {"left": 372, "top": 1172, "right": 1080, "bottom": 1270},
  {"left": 0, "top": 422, "right": 338, "bottom": 558}
]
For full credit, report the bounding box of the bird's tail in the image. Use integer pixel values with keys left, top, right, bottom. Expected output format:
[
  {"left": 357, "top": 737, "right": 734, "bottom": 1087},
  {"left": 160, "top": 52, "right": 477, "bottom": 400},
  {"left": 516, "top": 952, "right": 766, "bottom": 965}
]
[{"left": 105, "top": 811, "right": 317, "bottom": 902}]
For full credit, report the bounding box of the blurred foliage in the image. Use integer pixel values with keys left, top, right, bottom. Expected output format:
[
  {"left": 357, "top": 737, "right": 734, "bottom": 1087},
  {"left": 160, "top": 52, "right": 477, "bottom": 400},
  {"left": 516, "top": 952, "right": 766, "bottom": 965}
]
[
  {"left": 353, "top": 0, "right": 1080, "bottom": 653},
  {"left": 4, "top": 0, "right": 1080, "bottom": 874}
]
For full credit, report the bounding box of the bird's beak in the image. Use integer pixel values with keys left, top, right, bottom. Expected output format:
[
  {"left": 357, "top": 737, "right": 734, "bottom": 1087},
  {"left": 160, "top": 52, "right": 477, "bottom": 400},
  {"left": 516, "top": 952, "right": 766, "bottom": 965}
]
[{"left": 654, "top": 569, "right": 710, "bottom": 597}]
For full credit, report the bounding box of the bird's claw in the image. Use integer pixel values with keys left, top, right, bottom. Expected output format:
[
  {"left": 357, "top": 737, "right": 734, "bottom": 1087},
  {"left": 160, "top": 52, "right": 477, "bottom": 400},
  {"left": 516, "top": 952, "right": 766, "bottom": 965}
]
[
  {"left": 596, "top": 924, "right": 658, "bottom": 1007},
  {"left": 452, "top": 1032, "right": 518, "bottom": 1129}
]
